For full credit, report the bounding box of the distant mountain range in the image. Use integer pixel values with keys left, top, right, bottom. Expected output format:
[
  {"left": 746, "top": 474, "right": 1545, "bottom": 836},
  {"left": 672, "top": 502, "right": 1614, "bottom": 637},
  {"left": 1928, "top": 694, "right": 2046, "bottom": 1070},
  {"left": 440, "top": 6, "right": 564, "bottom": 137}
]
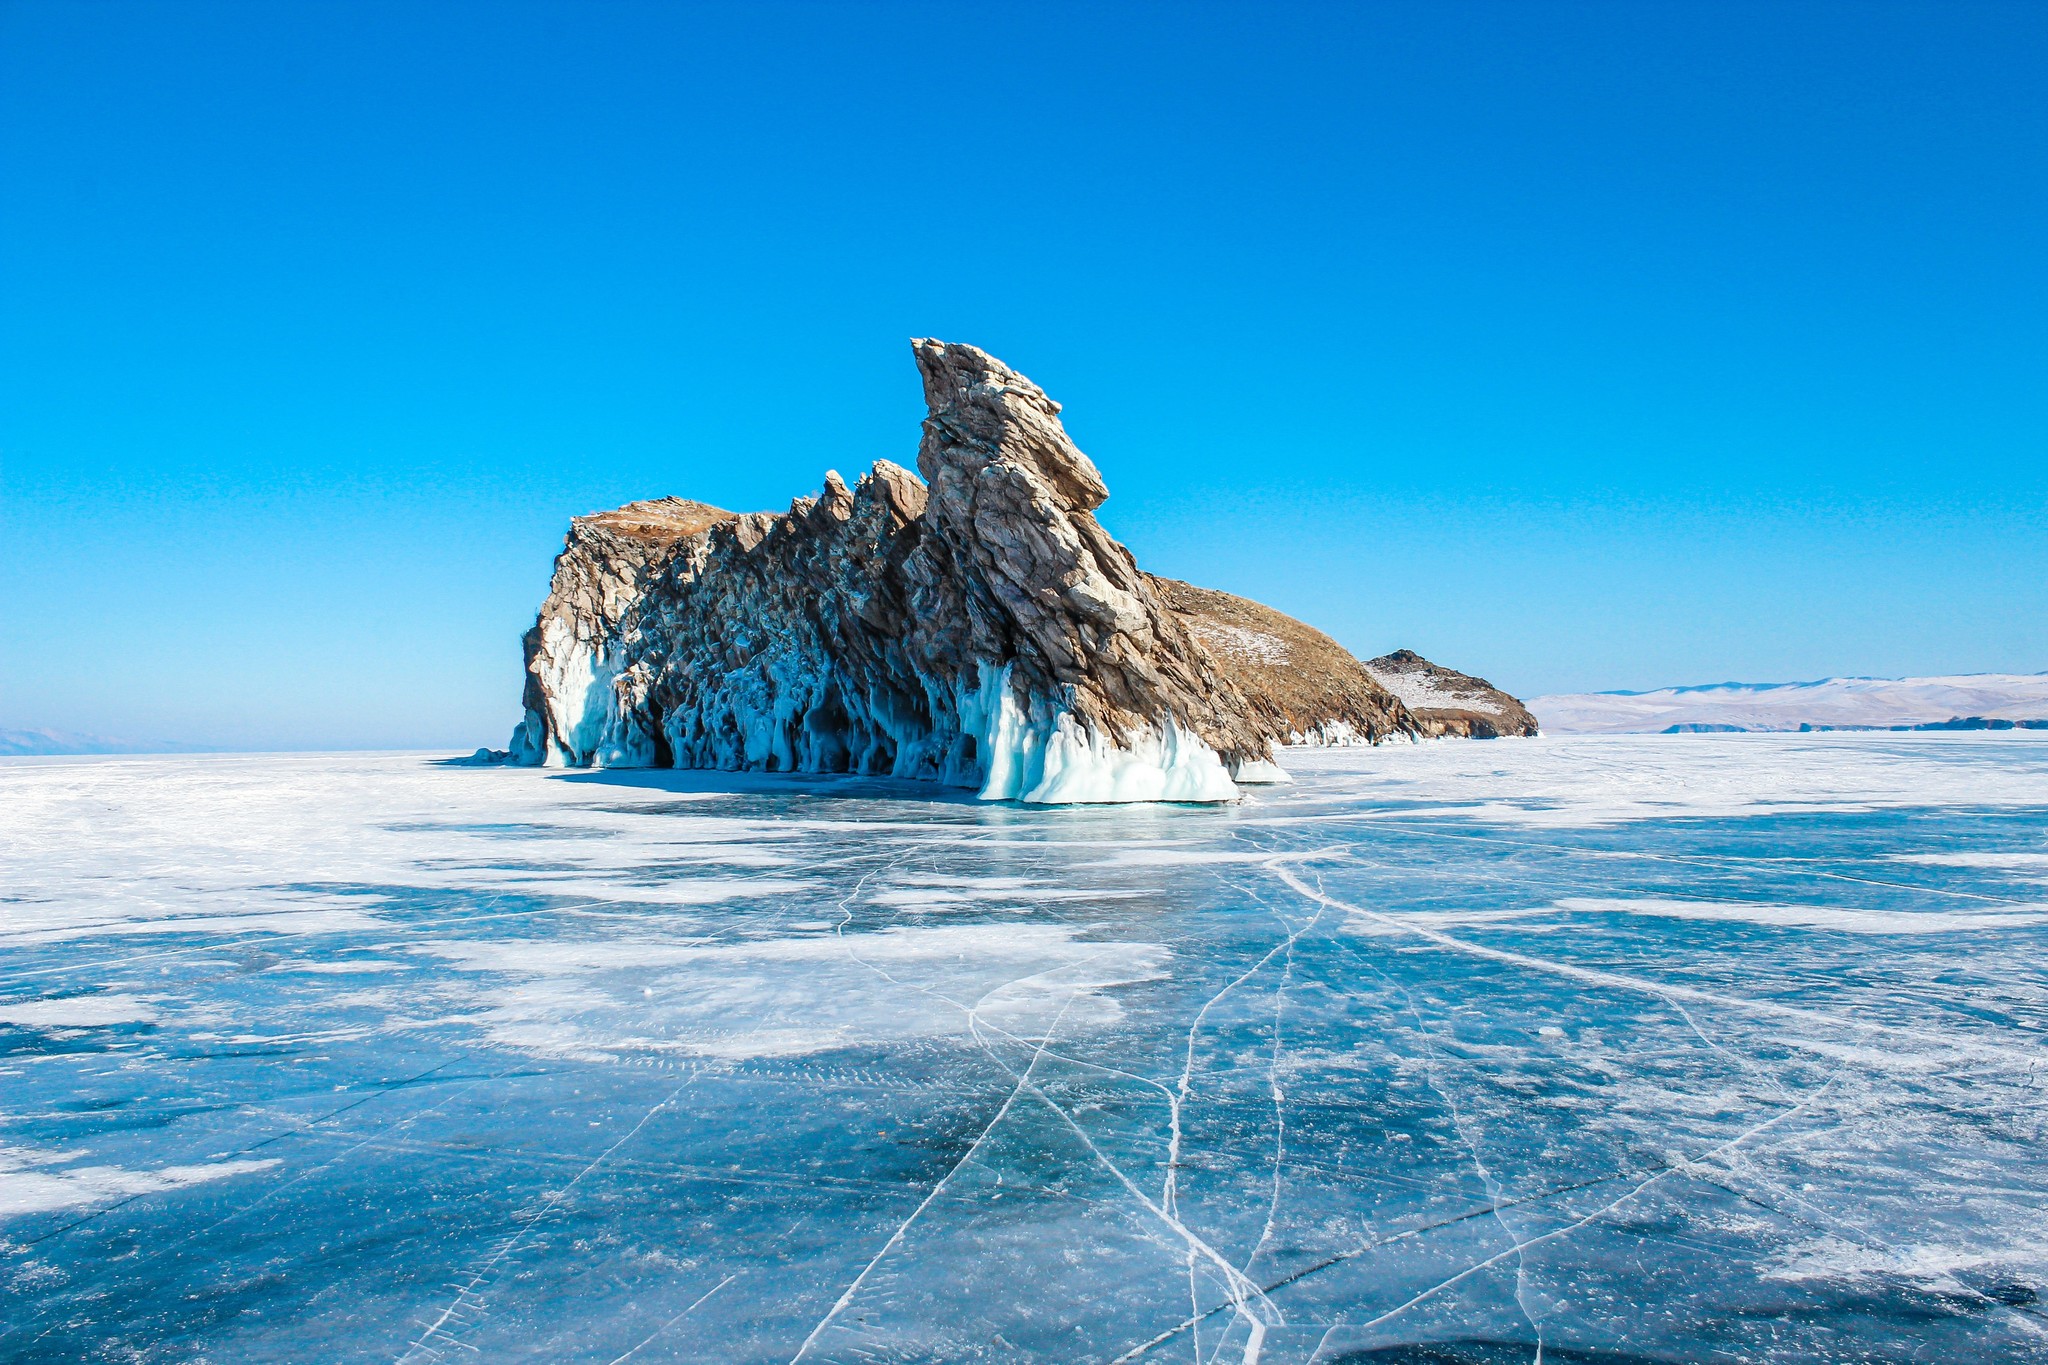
[
  {"left": 1530, "top": 672, "right": 2048, "bottom": 735},
  {"left": 0, "top": 728, "right": 206, "bottom": 757}
]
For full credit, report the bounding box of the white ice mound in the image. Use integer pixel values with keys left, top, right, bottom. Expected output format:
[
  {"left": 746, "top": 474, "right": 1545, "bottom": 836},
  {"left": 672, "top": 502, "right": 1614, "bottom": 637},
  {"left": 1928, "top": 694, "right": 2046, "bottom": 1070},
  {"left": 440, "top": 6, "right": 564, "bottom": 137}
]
[{"left": 969, "top": 666, "right": 1239, "bottom": 803}]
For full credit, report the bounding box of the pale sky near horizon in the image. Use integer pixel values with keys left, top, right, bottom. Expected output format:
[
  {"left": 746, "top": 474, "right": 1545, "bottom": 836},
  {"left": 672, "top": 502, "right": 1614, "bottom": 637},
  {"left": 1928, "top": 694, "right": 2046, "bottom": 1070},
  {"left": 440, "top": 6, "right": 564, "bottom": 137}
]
[{"left": 2, "top": 1, "right": 2043, "bottom": 750}]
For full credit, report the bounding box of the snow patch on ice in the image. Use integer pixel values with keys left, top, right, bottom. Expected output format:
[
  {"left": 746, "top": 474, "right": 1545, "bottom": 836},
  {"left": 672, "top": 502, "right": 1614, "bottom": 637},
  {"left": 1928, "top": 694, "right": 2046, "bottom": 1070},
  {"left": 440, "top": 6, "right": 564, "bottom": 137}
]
[
  {"left": 411, "top": 924, "right": 1171, "bottom": 1060},
  {"left": 0, "top": 904, "right": 389, "bottom": 946},
  {"left": 442, "top": 874, "right": 815, "bottom": 906},
  {"left": 0, "top": 994, "right": 159, "bottom": 1028},
  {"left": 1555, "top": 896, "right": 2048, "bottom": 934},
  {"left": 1263, "top": 733, "right": 2048, "bottom": 827},
  {"left": 0, "top": 1144, "right": 278, "bottom": 1219},
  {"left": 869, "top": 875, "right": 1143, "bottom": 911},
  {"left": 1346, "top": 907, "right": 1565, "bottom": 937},
  {"left": 1765, "top": 1230, "right": 2048, "bottom": 1288},
  {"left": 868, "top": 888, "right": 979, "bottom": 911},
  {"left": 1889, "top": 851, "right": 2048, "bottom": 870},
  {"left": 1087, "top": 848, "right": 1289, "bottom": 867}
]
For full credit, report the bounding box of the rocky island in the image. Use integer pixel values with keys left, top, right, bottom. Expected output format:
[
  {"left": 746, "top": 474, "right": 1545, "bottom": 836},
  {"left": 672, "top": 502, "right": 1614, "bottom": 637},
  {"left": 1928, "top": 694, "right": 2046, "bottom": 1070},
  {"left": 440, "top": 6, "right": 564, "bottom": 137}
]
[{"left": 505, "top": 340, "right": 1532, "bottom": 802}]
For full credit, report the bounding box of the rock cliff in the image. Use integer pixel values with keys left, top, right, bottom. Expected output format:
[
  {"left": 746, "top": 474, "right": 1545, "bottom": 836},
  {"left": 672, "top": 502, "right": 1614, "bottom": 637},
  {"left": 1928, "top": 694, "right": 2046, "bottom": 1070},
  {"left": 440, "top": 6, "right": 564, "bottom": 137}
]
[
  {"left": 506, "top": 340, "right": 1521, "bottom": 801},
  {"left": 1362, "top": 649, "right": 1540, "bottom": 738}
]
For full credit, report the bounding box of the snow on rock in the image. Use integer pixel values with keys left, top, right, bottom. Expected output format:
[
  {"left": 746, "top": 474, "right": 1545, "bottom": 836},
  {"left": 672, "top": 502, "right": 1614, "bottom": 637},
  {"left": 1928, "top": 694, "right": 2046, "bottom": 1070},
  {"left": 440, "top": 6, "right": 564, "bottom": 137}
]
[
  {"left": 1190, "top": 622, "right": 1289, "bottom": 665},
  {"left": 1362, "top": 649, "right": 1539, "bottom": 738},
  {"left": 507, "top": 341, "right": 1425, "bottom": 803},
  {"left": 1371, "top": 668, "right": 1504, "bottom": 715}
]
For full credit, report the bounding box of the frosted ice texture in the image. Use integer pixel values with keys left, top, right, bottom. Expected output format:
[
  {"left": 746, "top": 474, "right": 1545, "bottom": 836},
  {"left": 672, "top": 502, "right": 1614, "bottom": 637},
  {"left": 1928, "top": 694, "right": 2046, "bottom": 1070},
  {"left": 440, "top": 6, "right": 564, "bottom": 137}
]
[{"left": 3, "top": 733, "right": 2047, "bottom": 1363}]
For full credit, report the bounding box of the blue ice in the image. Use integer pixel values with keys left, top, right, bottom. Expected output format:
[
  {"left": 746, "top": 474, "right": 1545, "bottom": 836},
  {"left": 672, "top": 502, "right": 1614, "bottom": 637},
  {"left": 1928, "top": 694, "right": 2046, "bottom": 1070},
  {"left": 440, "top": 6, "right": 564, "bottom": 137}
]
[{"left": 2, "top": 734, "right": 2045, "bottom": 1363}]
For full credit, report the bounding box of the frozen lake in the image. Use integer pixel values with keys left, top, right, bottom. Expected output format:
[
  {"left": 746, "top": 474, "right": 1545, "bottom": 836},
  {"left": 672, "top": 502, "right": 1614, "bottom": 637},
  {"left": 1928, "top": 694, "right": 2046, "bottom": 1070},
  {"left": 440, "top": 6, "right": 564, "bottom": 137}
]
[{"left": 3, "top": 735, "right": 2046, "bottom": 1363}]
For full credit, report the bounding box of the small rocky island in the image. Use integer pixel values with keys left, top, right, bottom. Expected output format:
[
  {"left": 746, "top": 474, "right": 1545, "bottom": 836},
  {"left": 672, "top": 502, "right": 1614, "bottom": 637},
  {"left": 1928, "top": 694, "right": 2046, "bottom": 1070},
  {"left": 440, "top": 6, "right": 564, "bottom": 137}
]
[{"left": 505, "top": 340, "right": 1533, "bottom": 802}]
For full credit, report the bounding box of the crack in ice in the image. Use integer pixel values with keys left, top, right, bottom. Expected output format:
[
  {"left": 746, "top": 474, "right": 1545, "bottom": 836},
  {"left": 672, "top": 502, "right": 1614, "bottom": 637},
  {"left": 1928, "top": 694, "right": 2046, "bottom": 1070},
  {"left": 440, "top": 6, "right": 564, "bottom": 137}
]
[{"left": 395, "top": 1077, "right": 693, "bottom": 1364}]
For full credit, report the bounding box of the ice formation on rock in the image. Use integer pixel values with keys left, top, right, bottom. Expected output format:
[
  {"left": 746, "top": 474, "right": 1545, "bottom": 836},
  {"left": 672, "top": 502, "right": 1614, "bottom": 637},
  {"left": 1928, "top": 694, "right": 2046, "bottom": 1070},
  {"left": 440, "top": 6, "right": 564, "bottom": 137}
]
[{"left": 507, "top": 341, "right": 1525, "bottom": 801}]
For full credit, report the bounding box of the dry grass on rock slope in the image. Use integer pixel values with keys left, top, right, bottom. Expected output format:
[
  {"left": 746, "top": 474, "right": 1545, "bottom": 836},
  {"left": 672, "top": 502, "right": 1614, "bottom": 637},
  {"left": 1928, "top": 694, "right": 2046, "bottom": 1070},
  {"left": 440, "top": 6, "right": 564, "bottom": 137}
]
[{"left": 1148, "top": 576, "right": 1413, "bottom": 745}]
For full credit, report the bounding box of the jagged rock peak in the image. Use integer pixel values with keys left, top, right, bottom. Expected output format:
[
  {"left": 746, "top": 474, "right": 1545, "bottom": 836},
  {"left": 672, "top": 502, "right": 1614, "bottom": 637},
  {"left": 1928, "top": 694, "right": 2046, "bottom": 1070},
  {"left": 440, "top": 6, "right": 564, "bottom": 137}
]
[
  {"left": 912, "top": 338, "right": 1108, "bottom": 513},
  {"left": 505, "top": 339, "right": 1434, "bottom": 803}
]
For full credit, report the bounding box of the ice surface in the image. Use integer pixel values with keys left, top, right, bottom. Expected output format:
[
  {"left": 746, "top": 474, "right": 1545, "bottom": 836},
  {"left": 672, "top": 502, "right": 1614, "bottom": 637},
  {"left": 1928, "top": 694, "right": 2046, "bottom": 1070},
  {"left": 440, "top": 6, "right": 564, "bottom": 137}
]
[{"left": 3, "top": 734, "right": 2047, "bottom": 1363}]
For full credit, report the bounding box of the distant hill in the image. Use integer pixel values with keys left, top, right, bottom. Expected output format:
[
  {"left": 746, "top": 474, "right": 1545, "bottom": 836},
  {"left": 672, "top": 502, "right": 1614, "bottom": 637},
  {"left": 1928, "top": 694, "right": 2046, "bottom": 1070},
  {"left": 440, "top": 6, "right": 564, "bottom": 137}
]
[
  {"left": 1359, "top": 649, "right": 1539, "bottom": 739},
  {"left": 0, "top": 728, "right": 205, "bottom": 757},
  {"left": 1530, "top": 673, "right": 2048, "bottom": 735}
]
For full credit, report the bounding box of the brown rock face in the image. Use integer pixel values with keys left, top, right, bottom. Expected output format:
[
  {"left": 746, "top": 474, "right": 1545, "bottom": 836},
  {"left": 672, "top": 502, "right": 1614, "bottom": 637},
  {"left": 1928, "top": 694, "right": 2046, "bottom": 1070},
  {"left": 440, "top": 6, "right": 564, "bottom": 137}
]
[
  {"left": 907, "top": 340, "right": 1283, "bottom": 772},
  {"left": 1149, "top": 578, "right": 1411, "bottom": 745},
  {"left": 1362, "top": 649, "right": 1540, "bottom": 738},
  {"left": 506, "top": 340, "right": 1518, "bottom": 802}
]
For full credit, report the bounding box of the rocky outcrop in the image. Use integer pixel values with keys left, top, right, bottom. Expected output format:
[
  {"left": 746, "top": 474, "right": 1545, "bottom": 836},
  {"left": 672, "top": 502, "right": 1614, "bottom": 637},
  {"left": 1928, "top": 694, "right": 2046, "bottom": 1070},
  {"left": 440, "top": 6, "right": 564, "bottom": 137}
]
[
  {"left": 510, "top": 497, "right": 738, "bottom": 770},
  {"left": 1362, "top": 649, "right": 1540, "bottom": 738},
  {"left": 506, "top": 340, "right": 1516, "bottom": 802},
  {"left": 1150, "top": 579, "right": 1410, "bottom": 746}
]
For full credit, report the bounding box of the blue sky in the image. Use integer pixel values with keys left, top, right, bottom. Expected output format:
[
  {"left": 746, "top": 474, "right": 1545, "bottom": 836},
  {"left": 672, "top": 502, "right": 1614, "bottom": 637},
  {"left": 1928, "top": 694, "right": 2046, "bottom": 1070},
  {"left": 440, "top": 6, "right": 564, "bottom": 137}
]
[{"left": 2, "top": 1, "right": 2043, "bottom": 750}]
